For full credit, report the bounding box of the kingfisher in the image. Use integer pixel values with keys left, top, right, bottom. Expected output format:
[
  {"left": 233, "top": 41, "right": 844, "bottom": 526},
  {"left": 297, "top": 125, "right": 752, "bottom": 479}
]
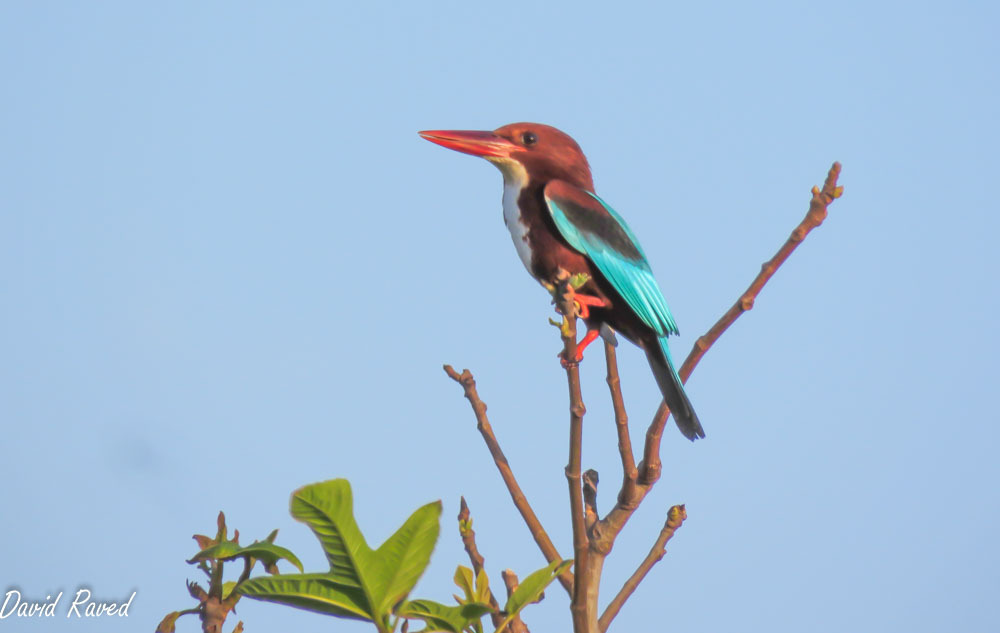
[{"left": 420, "top": 123, "right": 704, "bottom": 441}]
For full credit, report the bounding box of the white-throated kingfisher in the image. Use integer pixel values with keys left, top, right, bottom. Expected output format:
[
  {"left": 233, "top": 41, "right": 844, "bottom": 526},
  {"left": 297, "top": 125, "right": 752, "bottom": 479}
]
[{"left": 420, "top": 123, "right": 704, "bottom": 441}]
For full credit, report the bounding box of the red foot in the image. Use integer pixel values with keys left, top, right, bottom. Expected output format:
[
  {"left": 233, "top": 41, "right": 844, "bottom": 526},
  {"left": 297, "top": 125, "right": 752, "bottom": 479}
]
[
  {"left": 560, "top": 329, "right": 602, "bottom": 367},
  {"left": 573, "top": 294, "right": 607, "bottom": 319}
]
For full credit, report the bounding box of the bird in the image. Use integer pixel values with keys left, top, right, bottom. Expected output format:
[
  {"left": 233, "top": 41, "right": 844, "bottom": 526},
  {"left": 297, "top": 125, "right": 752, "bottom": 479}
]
[{"left": 419, "top": 123, "right": 704, "bottom": 441}]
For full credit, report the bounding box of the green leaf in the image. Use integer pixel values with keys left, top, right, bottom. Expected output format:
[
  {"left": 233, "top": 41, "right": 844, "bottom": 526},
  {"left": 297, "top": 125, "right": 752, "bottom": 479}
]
[
  {"left": 289, "top": 479, "right": 370, "bottom": 589},
  {"left": 504, "top": 559, "right": 571, "bottom": 615},
  {"left": 188, "top": 541, "right": 304, "bottom": 573},
  {"left": 460, "top": 602, "right": 494, "bottom": 620},
  {"left": 497, "top": 559, "right": 572, "bottom": 632},
  {"left": 399, "top": 599, "right": 491, "bottom": 633},
  {"left": 453, "top": 566, "right": 475, "bottom": 602},
  {"left": 285, "top": 479, "right": 442, "bottom": 624},
  {"left": 240, "top": 542, "right": 304, "bottom": 573},
  {"left": 237, "top": 574, "right": 373, "bottom": 621},
  {"left": 235, "top": 480, "right": 442, "bottom": 630},
  {"left": 371, "top": 499, "right": 442, "bottom": 615},
  {"left": 474, "top": 568, "right": 490, "bottom": 605}
]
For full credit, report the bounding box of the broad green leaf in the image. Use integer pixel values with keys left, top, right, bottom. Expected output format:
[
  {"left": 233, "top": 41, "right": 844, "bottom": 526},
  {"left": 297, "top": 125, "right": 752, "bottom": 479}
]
[
  {"left": 498, "top": 559, "right": 572, "bottom": 631},
  {"left": 291, "top": 479, "right": 371, "bottom": 587},
  {"left": 289, "top": 479, "right": 370, "bottom": 589},
  {"left": 237, "top": 573, "right": 372, "bottom": 621},
  {"left": 400, "top": 599, "right": 491, "bottom": 633},
  {"left": 188, "top": 541, "right": 303, "bottom": 573},
  {"left": 287, "top": 479, "right": 442, "bottom": 623},
  {"left": 371, "top": 500, "right": 441, "bottom": 614}
]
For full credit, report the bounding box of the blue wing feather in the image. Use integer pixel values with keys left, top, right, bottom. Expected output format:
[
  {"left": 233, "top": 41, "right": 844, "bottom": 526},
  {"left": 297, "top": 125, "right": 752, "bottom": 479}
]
[{"left": 543, "top": 181, "right": 679, "bottom": 337}]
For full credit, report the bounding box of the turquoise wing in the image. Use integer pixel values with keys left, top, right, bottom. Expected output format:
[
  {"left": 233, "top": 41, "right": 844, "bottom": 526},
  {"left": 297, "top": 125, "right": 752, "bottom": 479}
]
[{"left": 543, "top": 180, "right": 679, "bottom": 337}]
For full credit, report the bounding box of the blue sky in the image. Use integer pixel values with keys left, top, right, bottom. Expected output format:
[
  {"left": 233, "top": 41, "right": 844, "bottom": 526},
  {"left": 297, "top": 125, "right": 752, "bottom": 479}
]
[{"left": 2, "top": 2, "right": 998, "bottom": 632}]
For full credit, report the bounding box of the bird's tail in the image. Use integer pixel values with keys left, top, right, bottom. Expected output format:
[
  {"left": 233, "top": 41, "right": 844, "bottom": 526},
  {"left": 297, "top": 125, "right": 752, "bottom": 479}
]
[{"left": 644, "top": 336, "right": 705, "bottom": 441}]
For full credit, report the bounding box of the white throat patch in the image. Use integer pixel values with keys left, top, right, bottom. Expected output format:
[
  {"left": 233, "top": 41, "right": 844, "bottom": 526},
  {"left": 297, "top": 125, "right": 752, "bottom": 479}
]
[{"left": 493, "top": 159, "right": 534, "bottom": 275}]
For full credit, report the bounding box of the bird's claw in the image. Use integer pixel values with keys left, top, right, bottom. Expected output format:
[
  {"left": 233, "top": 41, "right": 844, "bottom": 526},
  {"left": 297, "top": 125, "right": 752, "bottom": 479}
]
[
  {"left": 558, "top": 329, "right": 602, "bottom": 368},
  {"left": 552, "top": 295, "right": 603, "bottom": 319},
  {"left": 558, "top": 348, "right": 583, "bottom": 368}
]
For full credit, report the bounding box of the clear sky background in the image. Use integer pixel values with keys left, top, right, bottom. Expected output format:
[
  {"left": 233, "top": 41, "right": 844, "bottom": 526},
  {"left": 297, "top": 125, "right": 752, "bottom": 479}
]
[{"left": 2, "top": 2, "right": 998, "bottom": 632}]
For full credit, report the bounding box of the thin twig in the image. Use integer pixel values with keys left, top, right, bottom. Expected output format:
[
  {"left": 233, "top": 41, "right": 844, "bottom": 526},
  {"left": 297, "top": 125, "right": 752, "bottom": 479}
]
[
  {"left": 604, "top": 342, "right": 638, "bottom": 507},
  {"left": 641, "top": 162, "right": 844, "bottom": 482},
  {"left": 596, "top": 163, "right": 843, "bottom": 552},
  {"left": 592, "top": 163, "right": 843, "bottom": 625},
  {"left": 444, "top": 364, "right": 573, "bottom": 595},
  {"left": 598, "top": 505, "right": 687, "bottom": 632},
  {"left": 457, "top": 497, "right": 503, "bottom": 628}
]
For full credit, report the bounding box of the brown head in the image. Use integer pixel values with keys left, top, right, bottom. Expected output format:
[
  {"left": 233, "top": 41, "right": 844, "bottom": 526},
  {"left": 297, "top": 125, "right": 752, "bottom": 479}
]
[{"left": 419, "top": 122, "right": 594, "bottom": 190}]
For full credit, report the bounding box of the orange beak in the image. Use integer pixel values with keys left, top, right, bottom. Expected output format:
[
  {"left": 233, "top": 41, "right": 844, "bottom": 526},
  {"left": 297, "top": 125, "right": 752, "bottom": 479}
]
[{"left": 419, "top": 129, "right": 518, "bottom": 159}]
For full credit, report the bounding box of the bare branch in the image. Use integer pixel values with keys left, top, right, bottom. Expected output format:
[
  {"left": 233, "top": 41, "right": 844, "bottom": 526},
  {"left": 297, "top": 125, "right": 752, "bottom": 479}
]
[
  {"left": 556, "top": 282, "right": 589, "bottom": 623},
  {"left": 599, "top": 505, "right": 687, "bottom": 632},
  {"left": 604, "top": 343, "right": 638, "bottom": 507},
  {"left": 457, "top": 497, "right": 503, "bottom": 628},
  {"left": 683, "top": 165, "right": 844, "bottom": 380},
  {"left": 641, "top": 162, "right": 844, "bottom": 481},
  {"left": 552, "top": 270, "right": 601, "bottom": 633},
  {"left": 457, "top": 497, "right": 487, "bottom": 574},
  {"left": 444, "top": 365, "right": 572, "bottom": 595},
  {"left": 571, "top": 163, "right": 846, "bottom": 625},
  {"left": 592, "top": 164, "right": 843, "bottom": 555}
]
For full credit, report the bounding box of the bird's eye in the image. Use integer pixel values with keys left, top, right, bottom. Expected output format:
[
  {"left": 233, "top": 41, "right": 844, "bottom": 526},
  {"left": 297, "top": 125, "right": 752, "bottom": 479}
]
[{"left": 521, "top": 131, "right": 538, "bottom": 146}]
